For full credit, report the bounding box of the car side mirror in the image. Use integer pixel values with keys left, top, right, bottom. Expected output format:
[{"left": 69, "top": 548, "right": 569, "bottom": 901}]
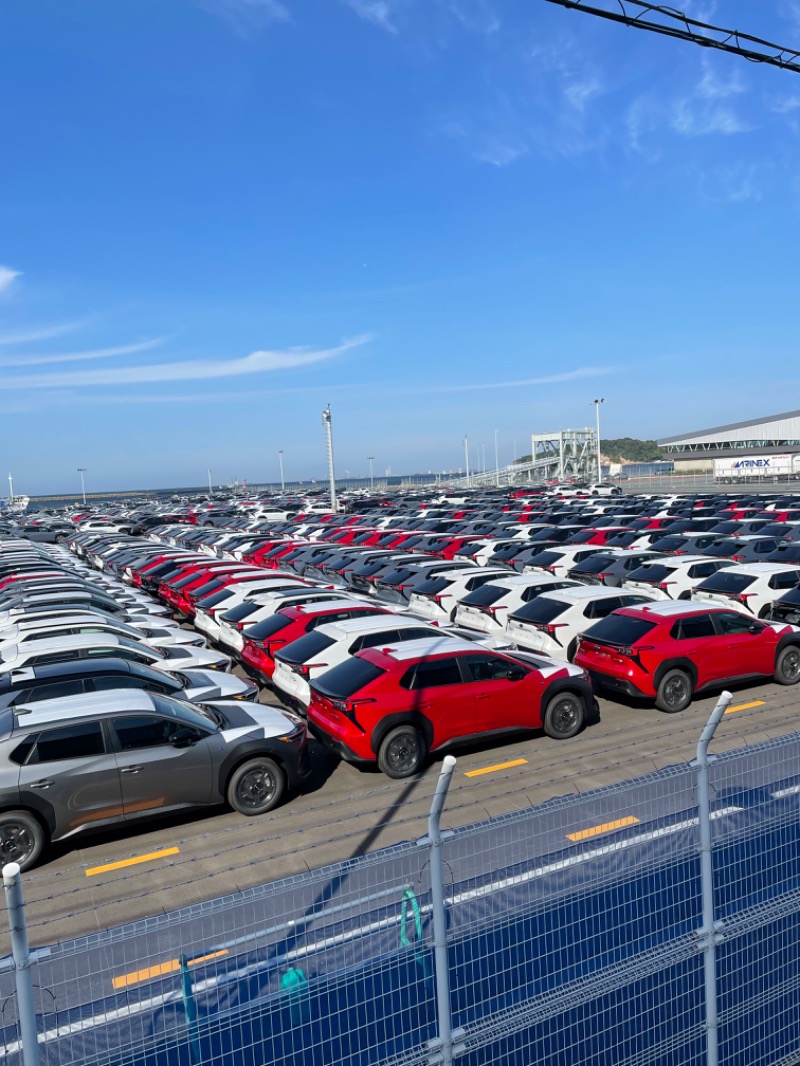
[
  {"left": 507, "top": 666, "right": 526, "bottom": 681},
  {"left": 748, "top": 623, "right": 761, "bottom": 635},
  {"left": 170, "top": 728, "right": 198, "bottom": 748}
]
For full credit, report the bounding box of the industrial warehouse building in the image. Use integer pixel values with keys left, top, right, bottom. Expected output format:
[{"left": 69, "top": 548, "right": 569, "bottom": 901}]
[{"left": 659, "top": 410, "right": 800, "bottom": 473}]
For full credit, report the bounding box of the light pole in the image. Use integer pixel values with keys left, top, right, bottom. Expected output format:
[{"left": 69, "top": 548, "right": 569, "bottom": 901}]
[
  {"left": 7, "top": 473, "right": 12, "bottom": 503},
  {"left": 207, "top": 468, "right": 213, "bottom": 497},
  {"left": 368, "top": 456, "right": 375, "bottom": 489},
  {"left": 463, "top": 436, "right": 470, "bottom": 487},
  {"left": 593, "top": 399, "right": 605, "bottom": 482},
  {"left": 480, "top": 440, "right": 487, "bottom": 475},
  {"left": 278, "top": 450, "right": 285, "bottom": 492},
  {"left": 77, "top": 467, "right": 87, "bottom": 506},
  {"left": 494, "top": 429, "right": 500, "bottom": 487},
  {"left": 322, "top": 403, "right": 337, "bottom": 511}
]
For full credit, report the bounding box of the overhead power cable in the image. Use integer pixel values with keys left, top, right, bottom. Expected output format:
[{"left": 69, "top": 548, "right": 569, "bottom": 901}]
[{"left": 544, "top": 0, "right": 800, "bottom": 74}]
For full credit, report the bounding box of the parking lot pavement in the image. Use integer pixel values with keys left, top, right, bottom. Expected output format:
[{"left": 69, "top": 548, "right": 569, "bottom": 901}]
[{"left": 7, "top": 679, "right": 794, "bottom": 951}]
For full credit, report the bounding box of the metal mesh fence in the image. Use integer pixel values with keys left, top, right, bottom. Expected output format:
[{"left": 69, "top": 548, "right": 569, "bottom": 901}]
[{"left": 3, "top": 701, "right": 800, "bottom": 1066}]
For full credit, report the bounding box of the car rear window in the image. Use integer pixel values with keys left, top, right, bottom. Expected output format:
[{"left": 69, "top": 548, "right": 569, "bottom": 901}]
[
  {"left": 378, "top": 567, "right": 415, "bottom": 585},
  {"left": 222, "top": 602, "right": 261, "bottom": 623},
  {"left": 196, "top": 589, "right": 234, "bottom": 609},
  {"left": 573, "top": 554, "right": 616, "bottom": 574},
  {"left": 627, "top": 564, "right": 676, "bottom": 583},
  {"left": 583, "top": 615, "right": 658, "bottom": 646},
  {"left": 171, "top": 571, "right": 205, "bottom": 589},
  {"left": 413, "top": 577, "right": 452, "bottom": 596},
  {"left": 509, "top": 598, "right": 569, "bottom": 624},
  {"left": 697, "top": 571, "right": 754, "bottom": 594},
  {"left": 277, "top": 631, "right": 336, "bottom": 664},
  {"left": 526, "top": 550, "right": 562, "bottom": 567},
  {"left": 460, "top": 585, "right": 509, "bottom": 607},
  {"left": 191, "top": 578, "right": 225, "bottom": 598},
  {"left": 245, "top": 614, "right": 294, "bottom": 640},
  {"left": 312, "top": 658, "right": 386, "bottom": 699}
]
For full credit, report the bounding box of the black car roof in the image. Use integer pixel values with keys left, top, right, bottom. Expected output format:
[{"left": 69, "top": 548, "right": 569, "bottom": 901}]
[{"left": 0, "top": 656, "right": 176, "bottom": 692}]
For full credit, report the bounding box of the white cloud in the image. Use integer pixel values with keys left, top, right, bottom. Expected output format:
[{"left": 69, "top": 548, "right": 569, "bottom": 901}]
[
  {"left": 195, "top": 0, "right": 289, "bottom": 34},
  {"left": 342, "top": 0, "right": 400, "bottom": 33},
  {"left": 0, "top": 267, "right": 21, "bottom": 295},
  {"left": 1, "top": 334, "right": 370, "bottom": 390},
  {"left": 0, "top": 319, "right": 91, "bottom": 345},
  {"left": 671, "top": 99, "right": 752, "bottom": 137},
  {"left": 0, "top": 338, "right": 166, "bottom": 368}
]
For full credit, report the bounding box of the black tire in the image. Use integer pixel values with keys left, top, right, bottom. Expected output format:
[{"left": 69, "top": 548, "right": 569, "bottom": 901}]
[
  {"left": 542, "top": 691, "right": 586, "bottom": 739},
  {"left": 54, "top": 533, "right": 66, "bottom": 543},
  {"left": 0, "top": 810, "right": 45, "bottom": 871},
  {"left": 655, "top": 668, "right": 693, "bottom": 713},
  {"left": 678, "top": 591, "right": 691, "bottom": 601},
  {"left": 775, "top": 644, "right": 800, "bottom": 686},
  {"left": 758, "top": 606, "right": 771, "bottom": 620},
  {"left": 377, "top": 725, "right": 427, "bottom": 779},
  {"left": 566, "top": 639, "right": 579, "bottom": 663},
  {"left": 227, "top": 757, "right": 285, "bottom": 814}
]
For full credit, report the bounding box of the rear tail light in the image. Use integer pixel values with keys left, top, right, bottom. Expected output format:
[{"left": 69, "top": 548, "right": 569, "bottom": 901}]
[
  {"left": 292, "top": 661, "right": 326, "bottom": 677},
  {"left": 536, "top": 622, "right": 567, "bottom": 643}
]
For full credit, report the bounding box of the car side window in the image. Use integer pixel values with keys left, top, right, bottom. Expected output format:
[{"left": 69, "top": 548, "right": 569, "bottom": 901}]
[
  {"left": 714, "top": 612, "right": 761, "bottom": 636},
  {"left": 400, "top": 658, "right": 463, "bottom": 689},
  {"left": 29, "top": 721, "right": 105, "bottom": 763},
  {"left": 350, "top": 630, "right": 400, "bottom": 653},
  {"left": 16, "top": 679, "right": 85, "bottom": 703},
  {"left": 464, "top": 655, "right": 521, "bottom": 682},
  {"left": 585, "top": 598, "right": 620, "bottom": 619},
  {"left": 28, "top": 651, "right": 81, "bottom": 665},
  {"left": 671, "top": 616, "right": 716, "bottom": 640},
  {"left": 111, "top": 714, "right": 199, "bottom": 751},
  {"left": 90, "top": 676, "right": 150, "bottom": 692},
  {"left": 768, "top": 572, "right": 800, "bottom": 590}
]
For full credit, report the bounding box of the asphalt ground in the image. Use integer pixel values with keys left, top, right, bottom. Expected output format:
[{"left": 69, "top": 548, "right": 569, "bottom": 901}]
[{"left": 4, "top": 665, "right": 796, "bottom": 959}]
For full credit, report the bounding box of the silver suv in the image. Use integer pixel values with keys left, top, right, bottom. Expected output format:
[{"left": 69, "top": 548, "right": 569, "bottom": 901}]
[{"left": 0, "top": 689, "right": 309, "bottom": 870}]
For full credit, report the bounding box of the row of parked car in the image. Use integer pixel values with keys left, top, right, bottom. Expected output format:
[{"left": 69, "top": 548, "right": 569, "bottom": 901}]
[{"left": 5, "top": 485, "right": 800, "bottom": 870}]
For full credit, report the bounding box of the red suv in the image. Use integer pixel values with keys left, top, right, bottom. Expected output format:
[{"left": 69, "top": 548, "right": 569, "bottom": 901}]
[
  {"left": 575, "top": 600, "right": 800, "bottom": 713},
  {"left": 241, "top": 601, "right": 389, "bottom": 680},
  {"left": 307, "top": 636, "right": 593, "bottom": 778}
]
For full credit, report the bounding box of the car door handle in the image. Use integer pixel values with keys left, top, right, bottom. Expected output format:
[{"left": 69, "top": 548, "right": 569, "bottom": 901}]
[
  {"left": 121, "top": 766, "right": 142, "bottom": 775},
  {"left": 476, "top": 694, "right": 492, "bottom": 700},
  {"left": 30, "top": 779, "right": 54, "bottom": 789}
]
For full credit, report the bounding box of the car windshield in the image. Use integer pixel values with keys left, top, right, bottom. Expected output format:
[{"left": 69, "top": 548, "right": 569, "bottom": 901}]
[
  {"left": 312, "top": 658, "right": 386, "bottom": 700},
  {"left": 245, "top": 614, "right": 294, "bottom": 640},
  {"left": 584, "top": 615, "right": 658, "bottom": 646},
  {"left": 627, "top": 564, "right": 676, "bottom": 583},
  {"left": 277, "top": 630, "right": 336, "bottom": 664},
  {"left": 510, "top": 598, "right": 568, "bottom": 623},
  {"left": 698, "top": 571, "right": 755, "bottom": 593},
  {"left": 150, "top": 692, "right": 220, "bottom": 728}
]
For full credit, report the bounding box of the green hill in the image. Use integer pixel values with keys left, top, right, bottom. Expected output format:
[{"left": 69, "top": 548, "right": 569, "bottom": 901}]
[
  {"left": 600, "top": 438, "right": 662, "bottom": 463},
  {"left": 513, "top": 437, "right": 662, "bottom": 466}
]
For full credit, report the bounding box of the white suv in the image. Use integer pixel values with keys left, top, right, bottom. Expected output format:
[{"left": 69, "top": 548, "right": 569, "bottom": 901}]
[
  {"left": 505, "top": 586, "right": 653, "bottom": 661},
  {"left": 691, "top": 562, "right": 800, "bottom": 618},
  {"left": 623, "top": 555, "right": 733, "bottom": 600},
  {"left": 453, "top": 574, "right": 580, "bottom": 636},
  {"left": 406, "top": 567, "right": 511, "bottom": 624},
  {"left": 218, "top": 589, "right": 356, "bottom": 653},
  {"left": 273, "top": 614, "right": 438, "bottom": 710}
]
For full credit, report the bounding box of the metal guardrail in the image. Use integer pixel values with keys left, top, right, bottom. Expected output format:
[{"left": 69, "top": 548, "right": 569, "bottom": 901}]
[{"left": 6, "top": 692, "right": 800, "bottom": 1065}]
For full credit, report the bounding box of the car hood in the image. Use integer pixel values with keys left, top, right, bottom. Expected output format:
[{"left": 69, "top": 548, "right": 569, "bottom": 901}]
[
  {"left": 211, "top": 700, "right": 296, "bottom": 739},
  {"left": 180, "top": 668, "right": 257, "bottom": 701}
]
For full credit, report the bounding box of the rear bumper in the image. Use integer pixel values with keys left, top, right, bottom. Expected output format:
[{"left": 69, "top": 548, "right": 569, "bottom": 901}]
[
  {"left": 307, "top": 721, "right": 372, "bottom": 766},
  {"left": 586, "top": 670, "right": 649, "bottom": 699}
]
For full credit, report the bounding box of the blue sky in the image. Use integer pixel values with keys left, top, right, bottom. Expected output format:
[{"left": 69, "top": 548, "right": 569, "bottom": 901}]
[{"left": 3, "top": 0, "right": 800, "bottom": 493}]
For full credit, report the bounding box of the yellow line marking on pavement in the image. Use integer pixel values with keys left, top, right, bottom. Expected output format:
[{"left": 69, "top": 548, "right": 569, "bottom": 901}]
[
  {"left": 465, "top": 758, "right": 528, "bottom": 777},
  {"left": 85, "top": 846, "right": 180, "bottom": 877},
  {"left": 567, "top": 816, "right": 640, "bottom": 842},
  {"left": 112, "top": 949, "right": 229, "bottom": 990},
  {"left": 724, "top": 700, "right": 766, "bottom": 715}
]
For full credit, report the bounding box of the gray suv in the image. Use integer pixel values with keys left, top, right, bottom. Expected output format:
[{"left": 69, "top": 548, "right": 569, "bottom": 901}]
[{"left": 0, "top": 689, "right": 309, "bottom": 870}]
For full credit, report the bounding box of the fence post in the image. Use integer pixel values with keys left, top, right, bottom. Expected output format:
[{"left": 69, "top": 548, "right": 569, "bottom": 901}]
[
  {"left": 423, "top": 754, "right": 464, "bottom": 1065},
  {"left": 692, "top": 690, "right": 732, "bottom": 1066},
  {"left": 2, "top": 862, "right": 40, "bottom": 1066}
]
